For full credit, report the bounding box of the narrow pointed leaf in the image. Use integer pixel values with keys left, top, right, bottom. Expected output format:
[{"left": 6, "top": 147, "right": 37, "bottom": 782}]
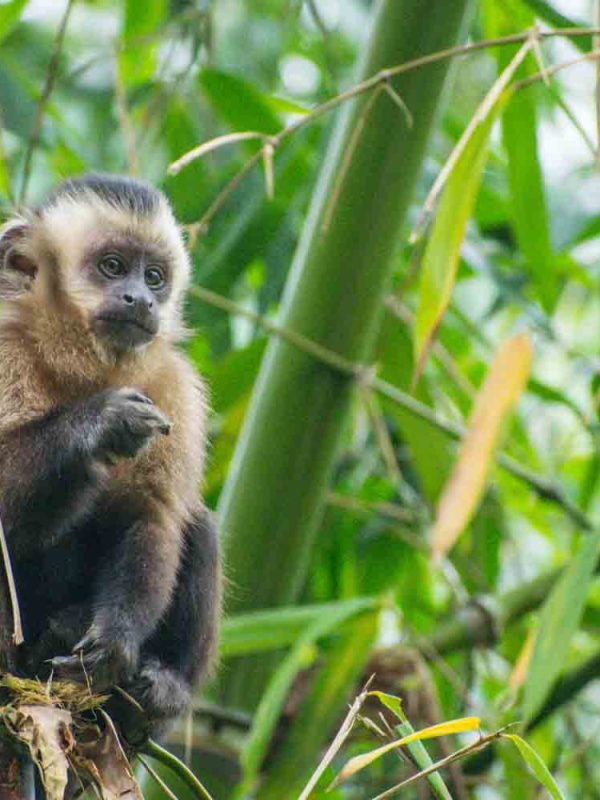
[
  {"left": 370, "top": 692, "right": 453, "bottom": 800},
  {"left": 432, "top": 333, "right": 533, "bottom": 559},
  {"left": 503, "top": 734, "right": 565, "bottom": 800},
  {"left": 486, "top": 3, "right": 556, "bottom": 310},
  {"left": 521, "top": 527, "right": 600, "bottom": 723},
  {"left": 369, "top": 690, "right": 404, "bottom": 721},
  {"left": 334, "top": 716, "right": 480, "bottom": 786},
  {"left": 220, "top": 597, "right": 376, "bottom": 658},
  {"left": 240, "top": 601, "right": 380, "bottom": 784},
  {"left": 413, "top": 109, "right": 498, "bottom": 376},
  {"left": 414, "top": 40, "right": 531, "bottom": 377}
]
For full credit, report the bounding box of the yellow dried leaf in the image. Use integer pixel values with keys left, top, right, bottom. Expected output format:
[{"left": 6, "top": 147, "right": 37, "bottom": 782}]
[
  {"left": 432, "top": 332, "right": 533, "bottom": 559},
  {"left": 334, "top": 716, "right": 480, "bottom": 786}
]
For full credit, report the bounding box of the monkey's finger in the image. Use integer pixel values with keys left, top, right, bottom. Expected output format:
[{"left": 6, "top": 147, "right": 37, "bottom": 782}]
[{"left": 50, "top": 654, "right": 86, "bottom": 676}]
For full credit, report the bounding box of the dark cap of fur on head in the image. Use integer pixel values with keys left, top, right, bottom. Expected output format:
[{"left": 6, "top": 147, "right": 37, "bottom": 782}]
[{"left": 38, "top": 173, "right": 162, "bottom": 217}]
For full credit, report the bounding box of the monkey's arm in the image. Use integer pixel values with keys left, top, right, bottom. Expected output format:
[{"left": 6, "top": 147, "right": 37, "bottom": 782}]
[{"left": 0, "top": 388, "right": 170, "bottom": 559}]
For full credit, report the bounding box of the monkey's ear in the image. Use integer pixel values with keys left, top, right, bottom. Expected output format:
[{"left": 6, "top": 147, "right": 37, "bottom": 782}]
[{"left": 0, "top": 220, "right": 37, "bottom": 298}]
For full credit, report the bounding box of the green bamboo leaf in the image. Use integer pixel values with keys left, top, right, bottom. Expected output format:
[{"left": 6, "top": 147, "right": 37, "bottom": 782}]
[
  {"left": 335, "top": 717, "right": 480, "bottom": 786},
  {"left": 369, "top": 690, "right": 403, "bottom": 721},
  {"left": 486, "top": 1, "right": 556, "bottom": 311},
  {"left": 199, "top": 69, "right": 281, "bottom": 134},
  {"left": 239, "top": 601, "right": 380, "bottom": 788},
  {"left": 522, "top": 527, "right": 600, "bottom": 723},
  {"left": 120, "top": 0, "right": 167, "bottom": 85},
  {"left": 519, "top": 0, "right": 590, "bottom": 49},
  {"left": 0, "top": 0, "right": 27, "bottom": 45},
  {"left": 258, "top": 613, "right": 378, "bottom": 799},
  {"left": 413, "top": 97, "right": 500, "bottom": 376},
  {"left": 221, "top": 597, "right": 376, "bottom": 658},
  {"left": 370, "top": 692, "right": 453, "bottom": 800},
  {"left": 503, "top": 734, "right": 565, "bottom": 800}
]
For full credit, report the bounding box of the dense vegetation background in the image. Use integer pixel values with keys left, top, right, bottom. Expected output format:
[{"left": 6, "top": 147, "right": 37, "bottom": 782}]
[{"left": 2, "top": 0, "right": 600, "bottom": 797}]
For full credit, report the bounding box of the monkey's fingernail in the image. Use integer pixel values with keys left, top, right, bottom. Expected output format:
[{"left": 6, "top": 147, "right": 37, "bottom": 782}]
[{"left": 160, "top": 422, "right": 172, "bottom": 435}]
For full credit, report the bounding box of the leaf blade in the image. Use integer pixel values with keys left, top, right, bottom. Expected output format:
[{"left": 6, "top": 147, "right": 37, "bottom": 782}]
[{"left": 432, "top": 333, "right": 533, "bottom": 559}]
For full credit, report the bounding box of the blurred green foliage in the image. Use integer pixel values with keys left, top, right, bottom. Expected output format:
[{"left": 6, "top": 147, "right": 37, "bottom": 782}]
[{"left": 3, "top": 0, "right": 600, "bottom": 797}]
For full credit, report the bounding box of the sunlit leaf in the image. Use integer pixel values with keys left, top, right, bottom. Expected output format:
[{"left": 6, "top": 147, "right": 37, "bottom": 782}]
[
  {"left": 334, "top": 717, "right": 480, "bottom": 786},
  {"left": 432, "top": 333, "right": 533, "bottom": 559},
  {"left": 503, "top": 734, "right": 565, "bottom": 800},
  {"left": 199, "top": 68, "right": 282, "bottom": 134},
  {"left": 370, "top": 691, "right": 453, "bottom": 800},
  {"left": 221, "top": 597, "right": 377, "bottom": 658},
  {"left": 486, "top": 1, "right": 556, "bottom": 311},
  {"left": 0, "top": 0, "right": 27, "bottom": 45},
  {"left": 413, "top": 101, "right": 500, "bottom": 378}
]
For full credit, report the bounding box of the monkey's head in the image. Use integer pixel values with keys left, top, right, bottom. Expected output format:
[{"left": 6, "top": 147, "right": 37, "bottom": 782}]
[{"left": 0, "top": 174, "right": 190, "bottom": 354}]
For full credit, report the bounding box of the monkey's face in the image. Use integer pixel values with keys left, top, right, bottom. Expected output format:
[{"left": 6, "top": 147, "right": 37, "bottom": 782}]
[
  {"left": 87, "top": 236, "right": 171, "bottom": 351},
  {"left": 0, "top": 178, "right": 191, "bottom": 356}
]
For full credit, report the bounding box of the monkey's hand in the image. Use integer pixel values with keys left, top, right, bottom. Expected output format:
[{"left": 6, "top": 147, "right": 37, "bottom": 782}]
[
  {"left": 51, "top": 622, "right": 138, "bottom": 690},
  {"left": 91, "top": 387, "right": 171, "bottom": 462}
]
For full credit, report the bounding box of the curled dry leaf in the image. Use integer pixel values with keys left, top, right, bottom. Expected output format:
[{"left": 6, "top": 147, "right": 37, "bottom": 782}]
[
  {"left": 73, "top": 711, "right": 142, "bottom": 800},
  {"left": 3, "top": 704, "right": 73, "bottom": 800},
  {"left": 431, "top": 332, "right": 533, "bottom": 560}
]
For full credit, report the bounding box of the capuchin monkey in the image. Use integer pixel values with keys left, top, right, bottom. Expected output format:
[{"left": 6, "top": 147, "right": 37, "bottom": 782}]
[{"left": 0, "top": 173, "right": 220, "bottom": 744}]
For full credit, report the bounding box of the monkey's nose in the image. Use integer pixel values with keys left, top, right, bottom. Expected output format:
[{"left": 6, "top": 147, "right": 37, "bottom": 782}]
[{"left": 123, "top": 293, "right": 135, "bottom": 306}]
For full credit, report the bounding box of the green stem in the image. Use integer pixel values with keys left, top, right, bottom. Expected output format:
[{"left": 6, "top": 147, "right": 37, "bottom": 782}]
[
  {"left": 141, "top": 739, "right": 214, "bottom": 800},
  {"left": 217, "top": 0, "right": 472, "bottom": 712}
]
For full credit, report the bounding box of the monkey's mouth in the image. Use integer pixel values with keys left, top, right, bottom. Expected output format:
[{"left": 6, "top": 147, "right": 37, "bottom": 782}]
[{"left": 93, "top": 315, "right": 158, "bottom": 349}]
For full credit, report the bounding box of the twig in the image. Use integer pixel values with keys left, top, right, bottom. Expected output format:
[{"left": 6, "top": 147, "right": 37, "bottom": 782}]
[
  {"left": 326, "top": 492, "right": 416, "bottom": 524},
  {"left": 189, "top": 284, "right": 593, "bottom": 529},
  {"left": 189, "top": 286, "right": 593, "bottom": 531},
  {"left": 0, "top": 110, "right": 14, "bottom": 206},
  {"left": 371, "top": 729, "right": 507, "bottom": 800},
  {"left": 169, "top": 27, "right": 600, "bottom": 232},
  {"left": 321, "top": 85, "right": 383, "bottom": 231},
  {"left": 297, "top": 678, "right": 373, "bottom": 800},
  {"left": 410, "top": 36, "right": 533, "bottom": 243},
  {"left": 0, "top": 517, "right": 22, "bottom": 646},
  {"left": 113, "top": 51, "right": 139, "bottom": 177},
  {"left": 596, "top": 2, "right": 600, "bottom": 169},
  {"left": 19, "top": 0, "right": 76, "bottom": 205},
  {"left": 142, "top": 738, "right": 214, "bottom": 800}
]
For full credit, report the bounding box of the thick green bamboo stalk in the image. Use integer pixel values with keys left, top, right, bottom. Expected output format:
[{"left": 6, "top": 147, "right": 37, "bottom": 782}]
[{"left": 218, "top": 0, "right": 471, "bottom": 709}]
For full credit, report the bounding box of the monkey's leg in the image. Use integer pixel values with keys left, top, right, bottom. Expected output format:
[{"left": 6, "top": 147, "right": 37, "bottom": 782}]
[{"left": 108, "top": 508, "right": 221, "bottom": 744}]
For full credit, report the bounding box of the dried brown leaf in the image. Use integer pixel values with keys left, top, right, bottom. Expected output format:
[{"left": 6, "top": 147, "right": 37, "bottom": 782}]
[{"left": 431, "top": 332, "right": 533, "bottom": 559}]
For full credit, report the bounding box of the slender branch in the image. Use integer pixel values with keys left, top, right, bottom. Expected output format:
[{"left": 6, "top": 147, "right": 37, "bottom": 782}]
[
  {"left": 113, "top": 51, "right": 139, "bottom": 177},
  {"left": 0, "top": 518, "right": 22, "bottom": 646},
  {"left": 141, "top": 739, "right": 214, "bottom": 800},
  {"left": 189, "top": 284, "right": 592, "bottom": 529},
  {"left": 170, "top": 27, "right": 600, "bottom": 231},
  {"left": 372, "top": 729, "right": 507, "bottom": 800},
  {"left": 19, "top": 0, "right": 76, "bottom": 205},
  {"left": 595, "top": 2, "right": 600, "bottom": 169}
]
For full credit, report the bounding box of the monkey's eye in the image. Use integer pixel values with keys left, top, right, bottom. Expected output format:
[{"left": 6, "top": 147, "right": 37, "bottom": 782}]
[
  {"left": 98, "top": 254, "right": 126, "bottom": 279},
  {"left": 145, "top": 266, "right": 166, "bottom": 290}
]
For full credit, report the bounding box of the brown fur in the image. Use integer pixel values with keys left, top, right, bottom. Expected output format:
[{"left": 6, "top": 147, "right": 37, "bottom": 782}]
[{"left": 0, "top": 178, "right": 220, "bottom": 727}]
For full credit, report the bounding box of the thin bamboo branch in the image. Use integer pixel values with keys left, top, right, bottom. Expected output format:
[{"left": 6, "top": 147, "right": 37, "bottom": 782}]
[
  {"left": 170, "top": 27, "right": 600, "bottom": 232},
  {"left": 19, "top": 0, "right": 76, "bottom": 206},
  {"left": 189, "top": 284, "right": 592, "bottom": 529},
  {"left": 113, "top": 52, "right": 139, "bottom": 177}
]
